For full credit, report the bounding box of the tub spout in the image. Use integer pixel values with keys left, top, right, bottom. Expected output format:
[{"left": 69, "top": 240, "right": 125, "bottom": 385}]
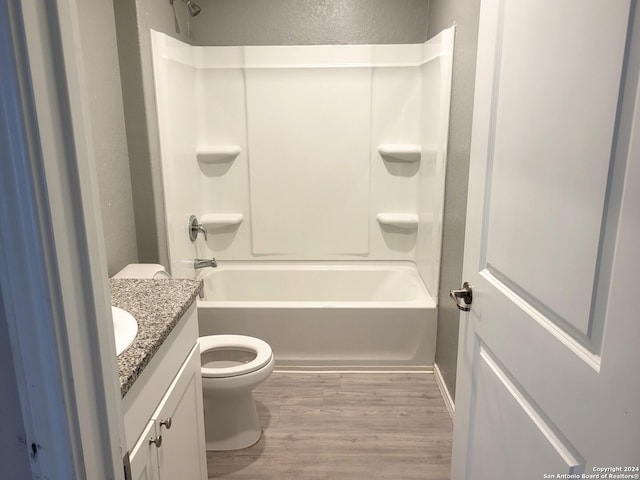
[{"left": 194, "top": 258, "right": 217, "bottom": 269}]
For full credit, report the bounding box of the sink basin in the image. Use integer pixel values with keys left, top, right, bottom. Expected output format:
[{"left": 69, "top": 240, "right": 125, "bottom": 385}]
[{"left": 112, "top": 306, "right": 138, "bottom": 356}]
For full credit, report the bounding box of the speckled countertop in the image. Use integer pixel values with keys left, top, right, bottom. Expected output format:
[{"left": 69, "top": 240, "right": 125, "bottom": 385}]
[{"left": 110, "top": 279, "right": 202, "bottom": 397}]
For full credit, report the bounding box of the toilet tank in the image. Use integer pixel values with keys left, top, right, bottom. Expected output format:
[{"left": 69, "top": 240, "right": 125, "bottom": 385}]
[{"left": 112, "top": 263, "right": 170, "bottom": 279}]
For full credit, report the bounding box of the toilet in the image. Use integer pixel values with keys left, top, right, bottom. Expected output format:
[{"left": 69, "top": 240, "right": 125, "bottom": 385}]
[
  {"left": 200, "top": 334, "right": 274, "bottom": 450},
  {"left": 113, "top": 263, "right": 275, "bottom": 451},
  {"left": 112, "top": 263, "right": 171, "bottom": 279}
]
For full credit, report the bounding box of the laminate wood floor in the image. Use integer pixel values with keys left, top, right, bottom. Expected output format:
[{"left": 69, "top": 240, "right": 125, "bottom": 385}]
[{"left": 207, "top": 372, "right": 453, "bottom": 479}]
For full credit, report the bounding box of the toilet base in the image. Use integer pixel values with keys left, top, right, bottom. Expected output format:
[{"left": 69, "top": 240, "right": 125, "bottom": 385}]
[{"left": 204, "top": 391, "right": 262, "bottom": 451}]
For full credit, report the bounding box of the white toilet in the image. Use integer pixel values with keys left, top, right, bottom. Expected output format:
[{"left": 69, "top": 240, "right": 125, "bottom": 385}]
[
  {"left": 112, "top": 263, "right": 171, "bottom": 279},
  {"left": 113, "top": 263, "right": 275, "bottom": 451},
  {"left": 200, "top": 334, "right": 274, "bottom": 450}
]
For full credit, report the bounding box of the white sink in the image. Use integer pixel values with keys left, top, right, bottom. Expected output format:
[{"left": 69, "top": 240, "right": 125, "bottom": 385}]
[{"left": 112, "top": 306, "right": 138, "bottom": 356}]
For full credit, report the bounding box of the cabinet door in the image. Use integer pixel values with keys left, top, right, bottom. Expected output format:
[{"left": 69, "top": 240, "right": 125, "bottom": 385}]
[
  {"left": 154, "top": 345, "right": 207, "bottom": 480},
  {"left": 129, "top": 421, "right": 160, "bottom": 480}
]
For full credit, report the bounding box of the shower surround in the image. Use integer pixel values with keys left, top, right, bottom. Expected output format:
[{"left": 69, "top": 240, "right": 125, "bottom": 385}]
[{"left": 151, "top": 29, "right": 454, "bottom": 368}]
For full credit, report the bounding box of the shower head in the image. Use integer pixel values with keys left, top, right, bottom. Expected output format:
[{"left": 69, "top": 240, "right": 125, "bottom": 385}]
[
  {"left": 186, "top": 1, "right": 201, "bottom": 16},
  {"left": 170, "top": 0, "right": 201, "bottom": 17}
]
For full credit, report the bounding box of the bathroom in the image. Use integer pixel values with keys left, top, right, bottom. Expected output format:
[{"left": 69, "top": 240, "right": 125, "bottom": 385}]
[
  {"left": 115, "top": 0, "right": 459, "bottom": 475},
  {"left": 2, "top": 0, "right": 639, "bottom": 478}
]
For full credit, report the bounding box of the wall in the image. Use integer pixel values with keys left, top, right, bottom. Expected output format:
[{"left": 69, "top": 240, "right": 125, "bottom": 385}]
[
  {"left": 190, "top": 0, "right": 430, "bottom": 45},
  {"left": 0, "top": 292, "right": 31, "bottom": 478},
  {"left": 113, "top": 0, "right": 192, "bottom": 268},
  {"left": 149, "top": 32, "right": 199, "bottom": 280},
  {"left": 417, "top": 30, "right": 455, "bottom": 299},
  {"left": 76, "top": 0, "right": 137, "bottom": 276},
  {"left": 113, "top": 0, "right": 431, "bottom": 271},
  {"left": 427, "top": 0, "right": 481, "bottom": 401},
  {"left": 152, "top": 34, "right": 453, "bottom": 291}
]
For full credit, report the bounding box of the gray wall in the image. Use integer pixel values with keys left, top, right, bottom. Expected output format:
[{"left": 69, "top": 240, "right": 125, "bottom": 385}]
[
  {"left": 428, "top": 0, "right": 481, "bottom": 401},
  {"left": 76, "top": 0, "right": 138, "bottom": 276},
  {"left": 190, "top": 0, "right": 430, "bottom": 45}
]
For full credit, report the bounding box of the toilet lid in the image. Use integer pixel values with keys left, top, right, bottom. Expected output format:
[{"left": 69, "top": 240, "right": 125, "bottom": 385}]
[{"left": 200, "top": 334, "right": 273, "bottom": 378}]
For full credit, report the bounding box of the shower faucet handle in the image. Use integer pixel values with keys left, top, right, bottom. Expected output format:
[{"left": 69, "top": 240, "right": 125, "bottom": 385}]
[{"left": 189, "top": 215, "right": 207, "bottom": 241}]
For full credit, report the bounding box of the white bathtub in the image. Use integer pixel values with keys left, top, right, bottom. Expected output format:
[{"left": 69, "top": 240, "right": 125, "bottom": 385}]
[{"left": 197, "top": 262, "right": 437, "bottom": 369}]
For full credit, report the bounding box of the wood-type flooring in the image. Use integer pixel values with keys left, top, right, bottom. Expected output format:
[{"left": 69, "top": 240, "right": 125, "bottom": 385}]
[{"left": 207, "top": 372, "right": 453, "bottom": 479}]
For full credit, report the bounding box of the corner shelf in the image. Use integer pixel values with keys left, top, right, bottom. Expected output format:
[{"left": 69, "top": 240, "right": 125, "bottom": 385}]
[
  {"left": 378, "top": 144, "right": 421, "bottom": 163},
  {"left": 200, "top": 213, "right": 244, "bottom": 229},
  {"left": 196, "top": 145, "right": 241, "bottom": 164},
  {"left": 376, "top": 213, "right": 419, "bottom": 229}
]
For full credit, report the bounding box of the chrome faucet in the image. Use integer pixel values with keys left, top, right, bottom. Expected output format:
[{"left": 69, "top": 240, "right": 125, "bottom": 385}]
[
  {"left": 193, "top": 258, "right": 217, "bottom": 269},
  {"left": 189, "top": 215, "right": 207, "bottom": 242}
]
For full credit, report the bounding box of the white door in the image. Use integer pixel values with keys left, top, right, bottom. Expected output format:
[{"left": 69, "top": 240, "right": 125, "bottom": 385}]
[
  {"left": 129, "top": 421, "right": 160, "bottom": 480},
  {"left": 451, "top": 0, "right": 640, "bottom": 478},
  {"left": 154, "top": 346, "right": 208, "bottom": 480}
]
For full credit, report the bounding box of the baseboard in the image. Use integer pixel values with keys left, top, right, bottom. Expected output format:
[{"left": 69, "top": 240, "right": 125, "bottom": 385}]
[
  {"left": 274, "top": 365, "right": 434, "bottom": 374},
  {"left": 434, "top": 363, "right": 455, "bottom": 419}
]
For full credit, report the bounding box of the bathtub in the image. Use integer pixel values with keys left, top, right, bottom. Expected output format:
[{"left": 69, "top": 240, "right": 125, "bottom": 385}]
[{"left": 196, "top": 262, "right": 437, "bottom": 370}]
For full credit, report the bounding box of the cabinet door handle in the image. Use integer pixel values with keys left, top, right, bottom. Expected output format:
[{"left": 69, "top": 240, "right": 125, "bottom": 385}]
[
  {"left": 149, "top": 435, "right": 162, "bottom": 448},
  {"left": 160, "top": 417, "right": 172, "bottom": 430}
]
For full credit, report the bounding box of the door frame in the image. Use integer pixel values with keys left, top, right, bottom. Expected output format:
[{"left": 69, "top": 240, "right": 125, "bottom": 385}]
[{"left": 1, "top": 0, "right": 125, "bottom": 477}]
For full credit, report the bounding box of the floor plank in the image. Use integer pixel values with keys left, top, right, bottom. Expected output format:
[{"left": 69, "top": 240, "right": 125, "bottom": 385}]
[{"left": 207, "top": 372, "right": 453, "bottom": 479}]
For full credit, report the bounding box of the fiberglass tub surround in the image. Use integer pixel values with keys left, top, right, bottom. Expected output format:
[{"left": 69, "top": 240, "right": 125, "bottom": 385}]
[{"left": 151, "top": 29, "right": 454, "bottom": 368}]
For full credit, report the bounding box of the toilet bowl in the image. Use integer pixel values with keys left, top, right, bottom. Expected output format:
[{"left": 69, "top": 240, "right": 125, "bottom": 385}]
[
  {"left": 112, "top": 263, "right": 275, "bottom": 452},
  {"left": 200, "top": 334, "right": 274, "bottom": 450}
]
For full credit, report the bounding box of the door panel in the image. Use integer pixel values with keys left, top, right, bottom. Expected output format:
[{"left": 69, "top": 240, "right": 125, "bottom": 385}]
[
  {"left": 467, "top": 344, "right": 583, "bottom": 477},
  {"left": 482, "top": 0, "right": 629, "bottom": 345},
  {"left": 452, "top": 0, "right": 640, "bottom": 477},
  {"left": 129, "top": 421, "right": 160, "bottom": 480},
  {"left": 154, "top": 346, "right": 207, "bottom": 480}
]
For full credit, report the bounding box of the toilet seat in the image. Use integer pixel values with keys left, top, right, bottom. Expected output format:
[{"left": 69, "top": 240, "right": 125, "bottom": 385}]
[{"left": 200, "top": 335, "right": 273, "bottom": 378}]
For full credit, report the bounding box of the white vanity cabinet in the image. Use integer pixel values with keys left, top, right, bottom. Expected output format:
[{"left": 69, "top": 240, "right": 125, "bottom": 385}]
[
  {"left": 129, "top": 421, "right": 159, "bottom": 480},
  {"left": 124, "top": 303, "right": 207, "bottom": 480}
]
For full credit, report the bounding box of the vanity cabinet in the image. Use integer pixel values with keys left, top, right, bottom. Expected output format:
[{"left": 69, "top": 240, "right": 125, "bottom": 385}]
[
  {"left": 129, "top": 421, "right": 159, "bottom": 480},
  {"left": 124, "top": 303, "right": 207, "bottom": 480},
  {"left": 130, "top": 346, "right": 206, "bottom": 479}
]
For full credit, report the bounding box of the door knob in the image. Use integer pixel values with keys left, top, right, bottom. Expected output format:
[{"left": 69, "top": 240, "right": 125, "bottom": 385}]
[
  {"left": 149, "top": 435, "right": 162, "bottom": 448},
  {"left": 160, "top": 417, "right": 172, "bottom": 430},
  {"left": 450, "top": 282, "right": 473, "bottom": 312}
]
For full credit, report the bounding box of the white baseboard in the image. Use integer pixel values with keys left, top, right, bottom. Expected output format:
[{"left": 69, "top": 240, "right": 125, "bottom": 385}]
[
  {"left": 434, "top": 363, "right": 455, "bottom": 419},
  {"left": 274, "top": 365, "right": 434, "bottom": 374}
]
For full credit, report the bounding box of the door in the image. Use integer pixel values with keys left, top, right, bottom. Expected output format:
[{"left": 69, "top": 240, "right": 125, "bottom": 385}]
[
  {"left": 129, "top": 421, "right": 160, "bottom": 480},
  {"left": 154, "top": 345, "right": 208, "bottom": 480},
  {"left": 451, "top": 0, "right": 640, "bottom": 478}
]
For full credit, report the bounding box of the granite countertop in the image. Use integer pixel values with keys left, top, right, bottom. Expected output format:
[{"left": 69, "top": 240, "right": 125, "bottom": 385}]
[{"left": 110, "top": 278, "right": 202, "bottom": 397}]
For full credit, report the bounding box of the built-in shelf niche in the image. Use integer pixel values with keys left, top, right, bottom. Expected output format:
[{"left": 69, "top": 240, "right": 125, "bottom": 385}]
[
  {"left": 378, "top": 144, "right": 421, "bottom": 163},
  {"left": 376, "top": 213, "right": 419, "bottom": 229},
  {"left": 200, "top": 213, "right": 244, "bottom": 229},
  {"left": 196, "top": 145, "right": 241, "bottom": 164}
]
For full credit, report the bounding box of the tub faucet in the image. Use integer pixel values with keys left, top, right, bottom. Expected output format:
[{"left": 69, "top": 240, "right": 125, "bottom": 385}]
[{"left": 194, "top": 258, "right": 217, "bottom": 269}]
